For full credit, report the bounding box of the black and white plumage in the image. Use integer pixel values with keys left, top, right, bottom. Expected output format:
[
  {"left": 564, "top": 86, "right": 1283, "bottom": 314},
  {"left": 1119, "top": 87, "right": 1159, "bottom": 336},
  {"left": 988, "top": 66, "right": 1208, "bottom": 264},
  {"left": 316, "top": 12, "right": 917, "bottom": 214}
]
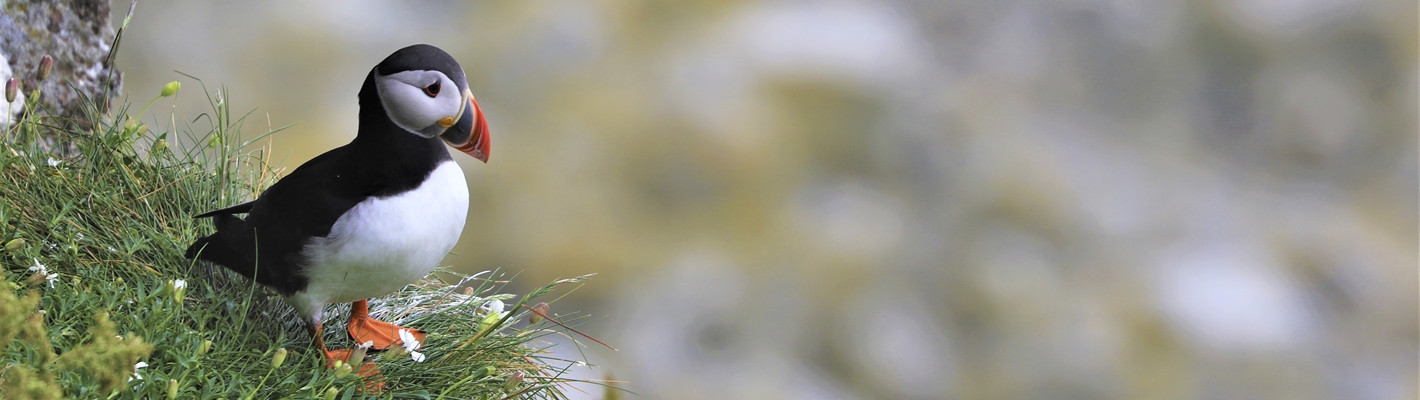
[{"left": 185, "top": 44, "right": 490, "bottom": 357}]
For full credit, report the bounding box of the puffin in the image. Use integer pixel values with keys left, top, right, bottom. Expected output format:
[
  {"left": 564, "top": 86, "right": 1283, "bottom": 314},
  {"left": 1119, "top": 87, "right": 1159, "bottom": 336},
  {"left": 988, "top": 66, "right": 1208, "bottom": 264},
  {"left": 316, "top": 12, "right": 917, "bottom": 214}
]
[{"left": 184, "top": 44, "right": 490, "bottom": 365}]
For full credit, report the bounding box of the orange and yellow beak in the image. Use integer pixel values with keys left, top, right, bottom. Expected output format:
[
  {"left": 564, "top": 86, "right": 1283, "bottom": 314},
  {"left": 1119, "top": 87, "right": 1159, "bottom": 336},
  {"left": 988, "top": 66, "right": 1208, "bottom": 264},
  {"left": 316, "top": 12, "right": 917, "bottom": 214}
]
[{"left": 440, "top": 89, "right": 490, "bottom": 162}]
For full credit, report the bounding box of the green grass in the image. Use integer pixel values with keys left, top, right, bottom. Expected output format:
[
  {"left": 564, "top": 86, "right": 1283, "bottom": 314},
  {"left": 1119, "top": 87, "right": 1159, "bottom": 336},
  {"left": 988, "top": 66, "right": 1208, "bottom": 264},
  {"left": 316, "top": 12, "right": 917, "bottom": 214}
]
[{"left": 0, "top": 67, "right": 599, "bottom": 398}]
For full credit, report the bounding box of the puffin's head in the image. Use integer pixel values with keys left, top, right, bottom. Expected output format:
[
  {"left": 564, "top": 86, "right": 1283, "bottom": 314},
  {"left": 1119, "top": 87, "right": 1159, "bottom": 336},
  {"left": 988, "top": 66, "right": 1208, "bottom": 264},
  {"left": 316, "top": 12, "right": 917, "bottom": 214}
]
[{"left": 369, "top": 44, "right": 490, "bottom": 162}]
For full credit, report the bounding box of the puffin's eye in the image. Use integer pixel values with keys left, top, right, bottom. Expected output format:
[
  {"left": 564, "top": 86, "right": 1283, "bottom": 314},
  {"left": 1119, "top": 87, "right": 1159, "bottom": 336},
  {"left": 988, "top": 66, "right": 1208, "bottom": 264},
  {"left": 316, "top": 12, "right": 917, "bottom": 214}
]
[{"left": 422, "top": 81, "right": 441, "bottom": 98}]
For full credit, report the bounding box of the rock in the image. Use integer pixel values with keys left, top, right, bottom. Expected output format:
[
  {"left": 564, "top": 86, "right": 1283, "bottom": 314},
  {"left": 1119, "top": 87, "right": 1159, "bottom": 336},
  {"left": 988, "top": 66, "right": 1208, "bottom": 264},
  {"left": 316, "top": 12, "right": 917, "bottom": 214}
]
[{"left": 0, "top": 0, "right": 121, "bottom": 150}]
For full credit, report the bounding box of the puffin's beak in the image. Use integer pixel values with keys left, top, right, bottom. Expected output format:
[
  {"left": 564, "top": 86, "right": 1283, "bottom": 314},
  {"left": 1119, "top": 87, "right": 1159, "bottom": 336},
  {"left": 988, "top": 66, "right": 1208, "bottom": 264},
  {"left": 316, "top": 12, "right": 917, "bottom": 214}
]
[{"left": 441, "top": 88, "right": 490, "bottom": 162}]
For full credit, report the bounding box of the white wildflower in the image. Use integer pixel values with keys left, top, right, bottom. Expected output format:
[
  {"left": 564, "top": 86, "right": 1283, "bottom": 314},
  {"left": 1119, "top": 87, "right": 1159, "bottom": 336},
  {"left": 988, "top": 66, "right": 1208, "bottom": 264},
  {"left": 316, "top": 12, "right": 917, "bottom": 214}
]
[
  {"left": 483, "top": 299, "right": 506, "bottom": 318},
  {"left": 129, "top": 361, "right": 148, "bottom": 381},
  {"left": 46, "top": 157, "right": 59, "bottom": 167},
  {"left": 398, "top": 329, "right": 421, "bottom": 351},
  {"left": 358, "top": 340, "right": 374, "bottom": 350},
  {"left": 170, "top": 279, "right": 187, "bottom": 304},
  {"left": 29, "top": 258, "right": 57, "bottom": 288},
  {"left": 476, "top": 299, "right": 509, "bottom": 333},
  {"left": 398, "top": 329, "right": 426, "bottom": 363}
]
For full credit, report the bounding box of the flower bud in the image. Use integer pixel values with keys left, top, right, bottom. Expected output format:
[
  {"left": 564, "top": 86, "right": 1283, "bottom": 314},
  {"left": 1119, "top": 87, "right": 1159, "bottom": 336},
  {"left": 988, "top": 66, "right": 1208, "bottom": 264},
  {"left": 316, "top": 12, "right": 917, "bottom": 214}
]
[
  {"left": 38, "top": 55, "right": 53, "bottom": 81},
  {"left": 334, "top": 362, "right": 353, "bottom": 379},
  {"left": 529, "top": 302, "right": 549, "bottom": 324},
  {"left": 160, "top": 81, "right": 180, "bottom": 97},
  {"left": 472, "top": 365, "right": 495, "bottom": 380},
  {"left": 6, "top": 78, "right": 18, "bottom": 103},
  {"left": 478, "top": 312, "right": 499, "bottom": 332},
  {"left": 26, "top": 271, "right": 47, "bottom": 286},
  {"left": 152, "top": 139, "right": 168, "bottom": 155},
  {"left": 347, "top": 345, "right": 368, "bottom": 367},
  {"left": 271, "top": 348, "right": 287, "bottom": 369},
  {"left": 198, "top": 339, "right": 212, "bottom": 356},
  {"left": 504, "top": 370, "right": 524, "bottom": 392},
  {"left": 170, "top": 279, "right": 187, "bottom": 304},
  {"left": 166, "top": 379, "right": 179, "bottom": 399},
  {"left": 323, "top": 387, "right": 338, "bottom": 400},
  {"left": 4, "top": 238, "right": 24, "bottom": 251}
]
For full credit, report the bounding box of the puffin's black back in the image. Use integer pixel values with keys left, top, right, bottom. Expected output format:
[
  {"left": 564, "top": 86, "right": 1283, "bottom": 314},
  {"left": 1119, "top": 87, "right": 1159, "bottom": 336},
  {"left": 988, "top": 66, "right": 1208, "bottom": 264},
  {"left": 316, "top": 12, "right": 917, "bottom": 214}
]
[{"left": 185, "top": 44, "right": 458, "bottom": 295}]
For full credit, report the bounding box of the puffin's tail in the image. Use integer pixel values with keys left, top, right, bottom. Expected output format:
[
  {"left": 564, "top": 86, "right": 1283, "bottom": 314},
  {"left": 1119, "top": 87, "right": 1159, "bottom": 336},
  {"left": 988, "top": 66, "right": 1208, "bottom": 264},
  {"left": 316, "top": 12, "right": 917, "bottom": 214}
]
[
  {"left": 185, "top": 214, "right": 247, "bottom": 267},
  {"left": 184, "top": 234, "right": 224, "bottom": 260},
  {"left": 184, "top": 237, "right": 208, "bottom": 259}
]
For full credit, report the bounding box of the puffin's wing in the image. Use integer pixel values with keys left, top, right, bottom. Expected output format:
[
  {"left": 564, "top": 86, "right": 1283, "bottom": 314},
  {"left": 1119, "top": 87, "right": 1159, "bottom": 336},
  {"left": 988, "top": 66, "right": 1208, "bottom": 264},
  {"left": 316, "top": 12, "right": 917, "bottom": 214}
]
[
  {"left": 188, "top": 145, "right": 380, "bottom": 294},
  {"left": 244, "top": 145, "right": 375, "bottom": 238},
  {"left": 190, "top": 143, "right": 356, "bottom": 219}
]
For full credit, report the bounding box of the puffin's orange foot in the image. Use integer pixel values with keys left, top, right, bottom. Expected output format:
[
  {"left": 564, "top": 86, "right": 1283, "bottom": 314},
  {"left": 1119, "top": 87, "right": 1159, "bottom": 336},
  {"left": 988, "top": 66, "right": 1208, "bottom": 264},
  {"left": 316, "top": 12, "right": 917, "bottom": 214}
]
[
  {"left": 323, "top": 349, "right": 366, "bottom": 369},
  {"left": 323, "top": 348, "right": 386, "bottom": 393},
  {"left": 347, "top": 299, "right": 426, "bottom": 351},
  {"left": 348, "top": 315, "right": 425, "bottom": 351}
]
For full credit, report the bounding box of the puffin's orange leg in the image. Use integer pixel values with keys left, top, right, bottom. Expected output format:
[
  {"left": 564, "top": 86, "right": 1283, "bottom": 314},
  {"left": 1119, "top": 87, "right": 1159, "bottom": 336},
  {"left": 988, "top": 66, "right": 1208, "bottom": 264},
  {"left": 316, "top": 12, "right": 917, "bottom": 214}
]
[
  {"left": 309, "top": 322, "right": 339, "bottom": 366},
  {"left": 312, "top": 321, "right": 369, "bottom": 367},
  {"left": 312, "top": 316, "right": 385, "bottom": 392},
  {"left": 347, "top": 299, "right": 426, "bottom": 351}
]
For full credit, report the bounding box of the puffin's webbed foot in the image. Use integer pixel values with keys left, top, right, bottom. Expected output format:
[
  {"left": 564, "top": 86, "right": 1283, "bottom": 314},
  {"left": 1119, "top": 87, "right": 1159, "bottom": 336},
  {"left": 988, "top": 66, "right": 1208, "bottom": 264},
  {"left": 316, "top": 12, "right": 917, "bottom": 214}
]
[
  {"left": 323, "top": 348, "right": 386, "bottom": 392},
  {"left": 346, "top": 299, "right": 426, "bottom": 351},
  {"left": 311, "top": 313, "right": 386, "bottom": 392}
]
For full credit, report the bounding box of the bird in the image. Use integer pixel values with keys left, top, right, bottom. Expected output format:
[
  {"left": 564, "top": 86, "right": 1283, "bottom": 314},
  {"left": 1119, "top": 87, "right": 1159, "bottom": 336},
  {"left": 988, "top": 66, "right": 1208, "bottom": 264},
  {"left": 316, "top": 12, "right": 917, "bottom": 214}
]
[{"left": 184, "top": 44, "right": 490, "bottom": 367}]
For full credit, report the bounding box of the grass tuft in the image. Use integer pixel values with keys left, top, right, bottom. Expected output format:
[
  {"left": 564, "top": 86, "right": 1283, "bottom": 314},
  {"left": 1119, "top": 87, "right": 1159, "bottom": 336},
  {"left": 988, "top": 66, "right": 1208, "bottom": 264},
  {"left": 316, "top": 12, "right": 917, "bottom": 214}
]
[{"left": 0, "top": 69, "right": 595, "bottom": 398}]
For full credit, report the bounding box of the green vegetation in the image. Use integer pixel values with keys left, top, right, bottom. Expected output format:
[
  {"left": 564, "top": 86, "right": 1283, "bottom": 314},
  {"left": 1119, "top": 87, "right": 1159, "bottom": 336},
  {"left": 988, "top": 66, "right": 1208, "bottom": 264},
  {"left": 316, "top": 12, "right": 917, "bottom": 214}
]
[{"left": 0, "top": 68, "right": 593, "bottom": 398}]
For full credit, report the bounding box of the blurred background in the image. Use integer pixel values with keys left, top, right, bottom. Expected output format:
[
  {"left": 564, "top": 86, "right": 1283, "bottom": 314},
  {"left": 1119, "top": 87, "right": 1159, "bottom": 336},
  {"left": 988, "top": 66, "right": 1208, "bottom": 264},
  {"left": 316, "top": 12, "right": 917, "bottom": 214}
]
[{"left": 113, "top": 1, "right": 1416, "bottom": 399}]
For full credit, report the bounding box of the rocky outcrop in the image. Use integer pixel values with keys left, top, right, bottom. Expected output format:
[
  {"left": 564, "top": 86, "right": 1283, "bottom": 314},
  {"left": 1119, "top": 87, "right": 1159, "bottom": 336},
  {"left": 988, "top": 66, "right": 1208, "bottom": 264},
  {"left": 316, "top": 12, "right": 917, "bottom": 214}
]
[{"left": 0, "top": 0, "right": 120, "bottom": 131}]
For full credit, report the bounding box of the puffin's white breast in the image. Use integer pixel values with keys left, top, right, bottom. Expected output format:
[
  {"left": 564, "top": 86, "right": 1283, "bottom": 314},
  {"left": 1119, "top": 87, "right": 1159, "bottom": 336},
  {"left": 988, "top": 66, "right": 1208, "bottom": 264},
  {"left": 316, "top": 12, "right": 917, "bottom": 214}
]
[{"left": 293, "top": 161, "right": 468, "bottom": 313}]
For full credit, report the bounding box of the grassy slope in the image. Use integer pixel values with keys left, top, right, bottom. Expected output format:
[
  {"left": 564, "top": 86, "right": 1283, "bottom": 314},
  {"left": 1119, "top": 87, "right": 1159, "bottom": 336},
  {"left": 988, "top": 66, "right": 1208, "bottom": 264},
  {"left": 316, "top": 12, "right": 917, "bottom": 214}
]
[{"left": 0, "top": 81, "right": 593, "bottom": 399}]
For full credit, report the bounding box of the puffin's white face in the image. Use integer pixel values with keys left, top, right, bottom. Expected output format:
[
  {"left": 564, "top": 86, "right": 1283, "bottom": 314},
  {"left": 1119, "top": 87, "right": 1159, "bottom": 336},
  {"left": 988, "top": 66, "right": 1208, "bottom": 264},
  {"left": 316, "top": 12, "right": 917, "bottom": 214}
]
[{"left": 374, "top": 70, "right": 466, "bottom": 138}]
